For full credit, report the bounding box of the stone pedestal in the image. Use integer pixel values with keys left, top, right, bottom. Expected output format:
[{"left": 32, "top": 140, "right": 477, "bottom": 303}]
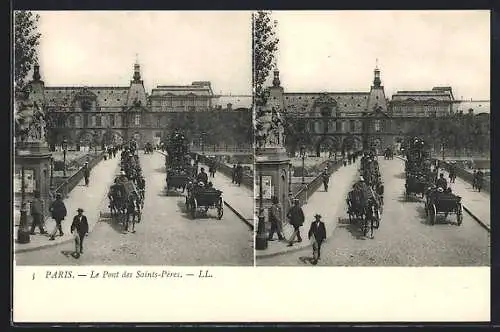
[
  {"left": 255, "top": 146, "right": 291, "bottom": 249},
  {"left": 15, "top": 141, "right": 53, "bottom": 223}
]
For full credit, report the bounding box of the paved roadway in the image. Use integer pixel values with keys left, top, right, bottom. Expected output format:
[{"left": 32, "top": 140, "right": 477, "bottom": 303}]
[
  {"left": 258, "top": 158, "right": 490, "bottom": 266},
  {"left": 15, "top": 151, "right": 253, "bottom": 266}
]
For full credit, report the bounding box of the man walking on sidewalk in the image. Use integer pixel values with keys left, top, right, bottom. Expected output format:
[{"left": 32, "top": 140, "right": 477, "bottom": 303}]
[
  {"left": 83, "top": 162, "right": 90, "bottom": 186},
  {"left": 267, "top": 196, "right": 285, "bottom": 241},
  {"left": 30, "top": 191, "right": 47, "bottom": 235},
  {"left": 321, "top": 167, "right": 329, "bottom": 192},
  {"left": 70, "top": 208, "right": 89, "bottom": 258},
  {"left": 308, "top": 214, "right": 326, "bottom": 264},
  {"left": 287, "top": 198, "right": 305, "bottom": 247},
  {"left": 48, "top": 193, "right": 67, "bottom": 240}
]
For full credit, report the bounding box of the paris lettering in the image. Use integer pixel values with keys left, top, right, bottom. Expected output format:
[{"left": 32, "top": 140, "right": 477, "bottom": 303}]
[{"left": 45, "top": 270, "right": 75, "bottom": 279}]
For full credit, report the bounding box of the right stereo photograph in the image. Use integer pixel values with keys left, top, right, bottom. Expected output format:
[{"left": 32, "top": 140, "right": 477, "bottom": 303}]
[{"left": 253, "top": 10, "right": 490, "bottom": 267}]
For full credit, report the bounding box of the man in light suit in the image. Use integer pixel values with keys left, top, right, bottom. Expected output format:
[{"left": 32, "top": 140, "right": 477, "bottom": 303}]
[
  {"left": 70, "top": 208, "right": 89, "bottom": 258},
  {"left": 308, "top": 214, "right": 326, "bottom": 264}
]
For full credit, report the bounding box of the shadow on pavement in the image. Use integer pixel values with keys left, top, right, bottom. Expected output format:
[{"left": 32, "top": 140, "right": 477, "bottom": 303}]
[
  {"left": 154, "top": 167, "right": 165, "bottom": 173},
  {"left": 100, "top": 215, "right": 127, "bottom": 234},
  {"left": 416, "top": 205, "right": 459, "bottom": 226},
  {"left": 176, "top": 200, "right": 220, "bottom": 221},
  {"left": 338, "top": 218, "right": 368, "bottom": 240},
  {"left": 397, "top": 194, "right": 424, "bottom": 203},
  {"left": 176, "top": 199, "right": 192, "bottom": 220},
  {"left": 394, "top": 172, "right": 406, "bottom": 179},
  {"left": 299, "top": 256, "right": 317, "bottom": 265},
  {"left": 160, "top": 188, "right": 185, "bottom": 197},
  {"left": 60, "top": 250, "right": 78, "bottom": 259}
]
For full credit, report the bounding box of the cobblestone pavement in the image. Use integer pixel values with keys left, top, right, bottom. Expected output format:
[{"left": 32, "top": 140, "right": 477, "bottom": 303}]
[
  {"left": 15, "top": 151, "right": 253, "bottom": 266},
  {"left": 258, "top": 158, "right": 490, "bottom": 266}
]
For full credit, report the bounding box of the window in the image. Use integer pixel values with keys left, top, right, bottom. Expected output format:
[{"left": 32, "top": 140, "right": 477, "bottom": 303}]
[
  {"left": 350, "top": 120, "right": 355, "bottom": 132},
  {"left": 75, "top": 115, "right": 81, "bottom": 127},
  {"left": 157, "top": 117, "right": 161, "bottom": 127},
  {"left": 374, "top": 120, "right": 381, "bottom": 132},
  {"left": 109, "top": 114, "right": 115, "bottom": 127},
  {"left": 134, "top": 114, "right": 140, "bottom": 125},
  {"left": 96, "top": 115, "right": 101, "bottom": 127},
  {"left": 91, "top": 115, "right": 96, "bottom": 127}
]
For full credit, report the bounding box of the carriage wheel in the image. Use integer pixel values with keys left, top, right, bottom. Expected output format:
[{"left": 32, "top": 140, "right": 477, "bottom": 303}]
[
  {"left": 217, "top": 198, "right": 224, "bottom": 220},
  {"left": 456, "top": 203, "right": 463, "bottom": 226},
  {"left": 428, "top": 203, "right": 436, "bottom": 225},
  {"left": 362, "top": 216, "right": 368, "bottom": 236},
  {"left": 190, "top": 198, "right": 197, "bottom": 219},
  {"left": 424, "top": 199, "right": 429, "bottom": 216}
]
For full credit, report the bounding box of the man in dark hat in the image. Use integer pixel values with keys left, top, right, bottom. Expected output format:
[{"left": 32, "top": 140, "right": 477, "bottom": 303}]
[
  {"left": 29, "top": 191, "right": 47, "bottom": 235},
  {"left": 70, "top": 208, "right": 89, "bottom": 257},
  {"left": 48, "top": 193, "right": 67, "bottom": 240},
  {"left": 83, "top": 162, "right": 90, "bottom": 186},
  {"left": 196, "top": 167, "right": 208, "bottom": 185},
  {"left": 308, "top": 214, "right": 326, "bottom": 264},
  {"left": 267, "top": 196, "right": 285, "bottom": 241},
  {"left": 286, "top": 198, "right": 305, "bottom": 247}
]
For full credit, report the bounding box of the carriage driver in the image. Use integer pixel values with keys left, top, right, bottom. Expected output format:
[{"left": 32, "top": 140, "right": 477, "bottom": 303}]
[
  {"left": 436, "top": 173, "right": 448, "bottom": 191},
  {"left": 196, "top": 167, "right": 209, "bottom": 185},
  {"left": 116, "top": 170, "right": 128, "bottom": 184},
  {"left": 354, "top": 176, "right": 380, "bottom": 209}
]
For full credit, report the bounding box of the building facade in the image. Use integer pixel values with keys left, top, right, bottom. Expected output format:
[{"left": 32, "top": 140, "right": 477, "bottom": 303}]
[
  {"left": 270, "top": 65, "right": 393, "bottom": 155},
  {"left": 23, "top": 63, "right": 251, "bottom": 149},
  {"left": 390, "top": 87, "right": 455, "bottom": 118}
]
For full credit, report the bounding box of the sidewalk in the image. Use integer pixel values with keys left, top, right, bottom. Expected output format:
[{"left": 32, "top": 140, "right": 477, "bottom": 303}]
[
  {"left": 396, "top": 157, "right": 491, "bottom": 231},
  {"left": 14, "top": 156, "right": 121, "bottom": 253},
  {"left": 437, "top": 167, "right": 491, "bottom": 231},
  {"left": 256, "top": 160, "right": 360, "bottom": 258},
  {"left": 199, "top": 163, "right": 254, "bottom": 229}
]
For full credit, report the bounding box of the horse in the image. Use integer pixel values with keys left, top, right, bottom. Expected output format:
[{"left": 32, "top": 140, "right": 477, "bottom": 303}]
[
  {"left": 108, "top": 184, "right": 126, "bottom": 218},
  {"left": 124, "top": 192, "right": 141, "bottom": 232}
]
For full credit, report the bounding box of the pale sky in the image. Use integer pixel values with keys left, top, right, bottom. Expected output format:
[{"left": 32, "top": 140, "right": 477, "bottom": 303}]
[
  {"left": 30, "top": 11, "right": 252, "bottom": 95},
  {"left": 270, "top": 10, "right": 490, "bottom": 100}
]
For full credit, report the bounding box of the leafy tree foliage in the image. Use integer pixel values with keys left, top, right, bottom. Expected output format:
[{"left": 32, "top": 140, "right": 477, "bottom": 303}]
[{"left": 14, "top": 11, "right": 41, "bottom": 91}]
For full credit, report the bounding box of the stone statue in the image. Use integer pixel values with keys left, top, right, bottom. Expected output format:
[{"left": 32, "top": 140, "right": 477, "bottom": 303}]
[
  {"left": 255, "top": 106, "right": 285, "bottom": 149},
  {"left": 15, "top": 98, "right": 46, "bottom": 143}
]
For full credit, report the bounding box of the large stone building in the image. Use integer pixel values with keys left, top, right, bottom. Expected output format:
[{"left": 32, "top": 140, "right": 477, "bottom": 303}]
[
  {"left": 390, "top": 87, "right": 456, "bottom": 117},
  {"left": 269, "top": 65, "right": 393, "bottom": 155},
  {"left": 24, "top": 62, "right": 251, "bottom": 149}
]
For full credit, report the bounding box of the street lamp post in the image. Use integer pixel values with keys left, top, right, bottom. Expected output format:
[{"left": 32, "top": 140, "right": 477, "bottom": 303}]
[
  {"left": 62, "top": 139, "right": 68, "bottom": 177},
  {"left": 288, "top": 162, "right": 292, "bottom": 195},
  {"left": 300, "top": 144, "right": 306, "bottom": 185},
  {"left": 17, "top": 163, "right": 30, "bottom": 243},
  {"left": 201, "top": 132, "right": 206, "bottom": 155},
  {"left": 50, "top": 156, "right": 54, "bottom": 188},
  {"left": 255, "top": 171, "right": 268, "bottom": 250}
]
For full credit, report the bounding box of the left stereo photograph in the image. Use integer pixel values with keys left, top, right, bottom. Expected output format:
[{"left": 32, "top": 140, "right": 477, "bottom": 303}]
[{"left": 13, "top": 11, "right": 254, "bottom": 266}]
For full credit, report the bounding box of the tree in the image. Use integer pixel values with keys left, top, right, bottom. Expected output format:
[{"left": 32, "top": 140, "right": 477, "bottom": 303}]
[
  {"left": 14, "top": 11, "right": 41, "bottom": 91},
  {"left": 253, "top": 11, "right": 279, "bottom": 150}
]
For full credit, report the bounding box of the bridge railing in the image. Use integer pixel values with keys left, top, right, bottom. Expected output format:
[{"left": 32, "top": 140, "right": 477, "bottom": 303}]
[
  {"left": 436, "top": 159, "right": 490, "bottom": 194},
  {"left": 190, "top": 145, "right": 252, "bottom": 154},
  {"left": 292, "top": 158, "right": 343, "bottom": 207},
  {"left": 53, "top": 151, "right": 107, "bottom": 199},
  {"left": 195, "top": 154, "right": 253, "bottom": 189}
]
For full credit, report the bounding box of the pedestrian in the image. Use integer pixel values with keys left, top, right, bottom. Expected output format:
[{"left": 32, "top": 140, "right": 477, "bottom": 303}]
[
  {"left": 83, "top": 162, "right": 90, "bottom": 186},
  {"left": 70, "top": 208, "right": 89, "bottom": 257},
  {"left": 267, "top": 196, "right": 285, "bottom": 241},
  {"left": 29, "top": 191, "right": 47, "bottom": 235},
  {"left": 235, "top": 163, "right": 243, "bottom": 186},
  {"left": 286, "top": 198, "right": 305, "bottom": 247},
  {"left": 343, "top": 157, "right": 347, "bottom": 167},
  {"left": 231, "top": 164, "right": 236, "bottom": 183},
  {"left": 48, "top": 193, "right": 67, "bottom": 240},
  {"left": 321, "top": 167, "right": 329, "bottom": 192},
  {"left": 308, "top": 214, "right": 326, "bottom": 264}
]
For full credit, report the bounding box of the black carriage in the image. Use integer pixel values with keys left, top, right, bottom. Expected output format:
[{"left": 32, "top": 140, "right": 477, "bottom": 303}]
[
  {"left": 165, "top": 167, "right": 194, "bottom": 193},
  {"left": 144, "top": 142, "right": 154, "bottom": 154},
  {"left": 346, "top": 188, "right": 381, "bottom": 238},
  {"left": 185, "top": 183, "right": 224, "bottom": 220},
  {"left": 404, "top": 173, "right": 431, "bottom": 199},
  {"left": 425, "top": 189, "right": 463, "bottom": 226},
  {"left": 108, "top": 180, "right": 142, "bottom": 222}
]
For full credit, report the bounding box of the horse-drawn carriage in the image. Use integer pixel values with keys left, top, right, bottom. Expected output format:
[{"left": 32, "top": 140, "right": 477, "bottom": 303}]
[
  {"left": 144, "top": 142, "right": 154, "bottom": 154},
  {"left": 108, "top": 179, "right": 142, "bottom": 230},
  {"left": 166, "top": 166, "right": 196, "bottom": 193},
  {"left": 346, "top": 184, "right": 381, "bottom": 238},
  {"left": 383, "top": 147, "right": 394, "bottom": 160},
  {"left": 185, "top": 182, "right": 224, "bottom": 220},
  {"left": 424, "top": 188, "right": 463, "bottom": 226},
  {"left": 403, "top": 137, "right": 436, "bottom": 200}
]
